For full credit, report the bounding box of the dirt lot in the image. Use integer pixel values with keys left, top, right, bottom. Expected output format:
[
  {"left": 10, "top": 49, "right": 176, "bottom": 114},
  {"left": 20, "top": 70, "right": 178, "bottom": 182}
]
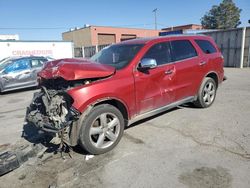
[{"left": 0, "top": 68, "right": 250, "bottom": 188}]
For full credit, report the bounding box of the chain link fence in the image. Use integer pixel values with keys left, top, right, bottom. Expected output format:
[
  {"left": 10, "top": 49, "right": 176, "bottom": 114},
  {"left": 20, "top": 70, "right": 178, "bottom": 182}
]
[{"left": 74, "top": 44, "right": 111, "bottom": 58}]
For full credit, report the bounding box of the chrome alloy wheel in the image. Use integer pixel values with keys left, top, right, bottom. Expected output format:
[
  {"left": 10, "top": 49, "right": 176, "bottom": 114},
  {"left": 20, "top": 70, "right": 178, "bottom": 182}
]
[
  {"left": 89, "top": 113, "right": 120, "bottom": 149},
  {"left": 203, "top": 81, "right": 216, "bottom": 105}
]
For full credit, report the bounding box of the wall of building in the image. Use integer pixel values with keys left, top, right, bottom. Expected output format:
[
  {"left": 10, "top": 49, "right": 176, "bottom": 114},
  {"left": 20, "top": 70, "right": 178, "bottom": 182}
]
[
  {"left": 62, "top": 26, "right": 160, "bottom": 47},
  {"left": 90, "top": 26, "right": 159, "bottom": 46},
  {"left": 162, "top": 24, "right": 203, "bottom": 32},
  {"left": 63, "top": 27, "right": 92, "bottom": 47},
  {"left": 0, "top": 41, "right": 73, "bottom": 59}
]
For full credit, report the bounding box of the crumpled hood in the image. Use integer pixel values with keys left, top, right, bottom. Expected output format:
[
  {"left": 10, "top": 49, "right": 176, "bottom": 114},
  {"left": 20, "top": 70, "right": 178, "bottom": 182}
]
[{"left": 38, "top": 58, "right": 115, "bottom": 80}]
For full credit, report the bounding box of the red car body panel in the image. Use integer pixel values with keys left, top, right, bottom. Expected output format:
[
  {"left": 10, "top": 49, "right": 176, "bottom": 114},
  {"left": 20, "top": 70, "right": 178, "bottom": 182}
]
[
  {"left": 39, "top": 58, "right": 115, "bottom": 80},
  {"left": 39, "top": 35, "right": 224, "bottom": 121}
]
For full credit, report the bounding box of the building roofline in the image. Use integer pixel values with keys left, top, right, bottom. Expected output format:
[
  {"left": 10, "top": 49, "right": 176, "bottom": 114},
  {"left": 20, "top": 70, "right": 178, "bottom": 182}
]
[
  {"left": 62, "top": 25, "right": 160, "bottom": 34},
  {"left": 162, "top": 24, "right": 202, "bottom": 30},
  {"left": 90, "top": 25, "right": 160, "bottom": 31}
]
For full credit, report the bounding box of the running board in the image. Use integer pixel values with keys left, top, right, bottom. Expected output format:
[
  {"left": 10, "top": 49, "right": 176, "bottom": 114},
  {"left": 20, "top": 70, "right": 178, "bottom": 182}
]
[{"left": 128, "top": 96, "right": 195, "bottom": 125}]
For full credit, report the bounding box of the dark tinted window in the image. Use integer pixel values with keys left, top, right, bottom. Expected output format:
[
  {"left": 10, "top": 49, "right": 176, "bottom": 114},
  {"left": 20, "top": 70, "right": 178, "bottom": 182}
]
[
  {"left": 143, "top": 42, "right": 172, "bottom": 65},
  {"left": 195, "top": 39, "right": 217, "bottom": 54},
  {"left": 171, "top": 40, "right": 197, "bottom": 61}
]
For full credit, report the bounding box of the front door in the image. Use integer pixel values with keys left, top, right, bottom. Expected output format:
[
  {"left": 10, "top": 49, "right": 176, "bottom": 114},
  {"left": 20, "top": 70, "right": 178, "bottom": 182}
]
[
  {"left": 2, "top": 58, "right": 33, "bottom": 90},
  {"left": 134, "top": 42, "right": 176, "bottom": 115},
  {"left": 30, "top": 58, "right": 47, "bottom": 85}
]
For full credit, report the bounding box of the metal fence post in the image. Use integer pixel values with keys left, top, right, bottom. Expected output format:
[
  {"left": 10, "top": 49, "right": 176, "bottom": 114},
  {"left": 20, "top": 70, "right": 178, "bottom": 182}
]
[
  {"left": 82, "top": 46, "right": 85, "bottom": 58},
  {"left": 95, "top": 45, "right": 98, "bottom": 53},
  {"left": 248, "top": 35, "right": 250, "bottom": 67},
  {"left": 240, "top": 27, "right": 246, "bottom": 68}
]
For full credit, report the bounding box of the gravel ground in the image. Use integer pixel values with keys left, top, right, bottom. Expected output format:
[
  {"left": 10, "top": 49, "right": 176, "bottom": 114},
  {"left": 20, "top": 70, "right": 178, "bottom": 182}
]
[{"left": 0, "top": 68, "right": 250, "bottom": 188}]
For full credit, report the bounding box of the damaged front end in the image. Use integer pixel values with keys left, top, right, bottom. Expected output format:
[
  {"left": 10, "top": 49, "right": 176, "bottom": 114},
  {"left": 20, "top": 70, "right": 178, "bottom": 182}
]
[
  {"left": 27, "top": 86, "right": 79, "bottom": 133},
  {"left": 26, "top": 83, "right": 80, "bottom": 147},
  {"left": 26, "top": 58, "right": 115, "bottom": 149}
]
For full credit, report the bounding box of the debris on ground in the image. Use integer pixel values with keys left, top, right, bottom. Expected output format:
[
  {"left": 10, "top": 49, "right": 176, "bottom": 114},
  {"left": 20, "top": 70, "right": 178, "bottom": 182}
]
[{"left": 85, "top": 155, "right": 94, "bottom": 161}]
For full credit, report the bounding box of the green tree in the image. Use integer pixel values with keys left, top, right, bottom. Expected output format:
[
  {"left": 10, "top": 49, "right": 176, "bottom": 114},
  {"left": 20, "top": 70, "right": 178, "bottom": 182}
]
[{"left": 201, "top": 0, "right": 241, "bottom": 29}]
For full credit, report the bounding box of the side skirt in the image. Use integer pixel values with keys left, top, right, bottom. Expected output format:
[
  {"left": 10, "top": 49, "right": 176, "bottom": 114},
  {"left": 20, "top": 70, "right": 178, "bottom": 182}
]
[{"left": 128, "top": 96, "right": 195, "bottom": 126}]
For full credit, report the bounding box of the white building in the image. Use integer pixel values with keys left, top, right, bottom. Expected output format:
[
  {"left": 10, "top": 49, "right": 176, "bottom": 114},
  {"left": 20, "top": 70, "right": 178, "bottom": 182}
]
[
  {"left": 0, "top": 34, "right": 19, "bottom": 40},
  {"left": 0, "top": 40, "right": 74, "bottom": 59}
]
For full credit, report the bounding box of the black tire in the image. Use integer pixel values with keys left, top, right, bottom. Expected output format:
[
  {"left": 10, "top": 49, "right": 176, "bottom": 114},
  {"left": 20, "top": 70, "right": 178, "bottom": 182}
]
[
  {"left": 194, "top": 77, "right": 217, "bottom": 108},
  {"left": 79, "top": 104, "right": 124, "bottom": 155}
]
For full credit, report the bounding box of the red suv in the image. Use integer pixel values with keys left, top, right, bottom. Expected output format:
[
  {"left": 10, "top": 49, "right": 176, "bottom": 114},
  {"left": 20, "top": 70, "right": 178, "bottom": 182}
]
[{"left": 27, "top": 35, "right": 224, "bottom": 154}]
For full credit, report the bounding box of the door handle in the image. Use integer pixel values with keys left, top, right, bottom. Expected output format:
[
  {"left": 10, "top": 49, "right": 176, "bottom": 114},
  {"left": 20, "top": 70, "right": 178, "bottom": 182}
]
[
  {"left": 24, "top": 71, "right": 31, "bottom": 74},
  {"left": 199, "top": 61, "right": 207, "bottom": 66},
  {"left": 165, "top": 69, "right": 173, "bottom": 75}
]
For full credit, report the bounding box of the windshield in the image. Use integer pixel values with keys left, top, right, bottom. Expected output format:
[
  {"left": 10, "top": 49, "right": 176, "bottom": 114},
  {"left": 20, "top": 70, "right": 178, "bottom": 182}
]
[{"left": 90, "top": 44, "right": 144, "bottom": 69}]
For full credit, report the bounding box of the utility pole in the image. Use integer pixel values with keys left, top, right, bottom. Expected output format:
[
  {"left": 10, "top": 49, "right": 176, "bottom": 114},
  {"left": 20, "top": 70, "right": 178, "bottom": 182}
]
[{"left": 152, "top": 8, "right": 158, "bottom": 30}]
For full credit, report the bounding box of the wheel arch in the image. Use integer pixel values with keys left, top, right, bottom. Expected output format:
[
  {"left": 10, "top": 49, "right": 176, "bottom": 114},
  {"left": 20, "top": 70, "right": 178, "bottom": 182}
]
[
  {"left": 205, "top": 71, "right": 219, "bottom": 88},
  {"left": 92, "top": 98, "right": 129, "bottom": 127}
]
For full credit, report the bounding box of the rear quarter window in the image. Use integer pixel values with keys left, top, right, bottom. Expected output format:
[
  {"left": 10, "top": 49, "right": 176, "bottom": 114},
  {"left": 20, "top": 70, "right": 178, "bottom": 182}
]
[
  {"left": 171, "top": 40, "right": 197, "bottom": 61},
  {"left": 195, "top": 39, "right": 217, "bottom": 54}
]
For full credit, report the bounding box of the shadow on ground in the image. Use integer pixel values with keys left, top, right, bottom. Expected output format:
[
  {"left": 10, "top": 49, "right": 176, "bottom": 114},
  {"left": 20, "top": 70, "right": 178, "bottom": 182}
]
[
  {"left": 0, "top": 86, "right": 38, "bottom": 95},
  {"left": 21, "top": 102, "right": 198, "bottom": 155}
]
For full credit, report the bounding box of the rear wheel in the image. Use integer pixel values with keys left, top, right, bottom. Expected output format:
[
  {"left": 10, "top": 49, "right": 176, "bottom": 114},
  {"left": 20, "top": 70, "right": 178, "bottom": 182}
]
[
  {"left": 194, "top": 77, "right": 217, "bottom": 108},
  {"left": 79, "top": 104, "right": 124, "bottom": 154}
]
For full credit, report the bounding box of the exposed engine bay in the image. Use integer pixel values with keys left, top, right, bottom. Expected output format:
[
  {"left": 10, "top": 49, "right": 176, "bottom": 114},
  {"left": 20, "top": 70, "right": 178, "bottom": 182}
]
[
  {"left": 27, "top": 87, "right": 77, "bottom": 132},
  {"left": 26, "top": 78, "right": 91, "bottom": 147}
]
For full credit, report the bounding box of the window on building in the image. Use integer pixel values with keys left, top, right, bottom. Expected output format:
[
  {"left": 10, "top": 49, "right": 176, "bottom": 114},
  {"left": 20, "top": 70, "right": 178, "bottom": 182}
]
[
  {"left": 121, "top": 34, "right": 137, "bottom": 42},
  {"left": 195, "top": 39, "right": 217, "bottom": 54},
  {"left": 98, "top": 34, "right": 116, "bottom": 45},
  {"left": 171, "top": 40, "right": 197, "bottom": 61}
]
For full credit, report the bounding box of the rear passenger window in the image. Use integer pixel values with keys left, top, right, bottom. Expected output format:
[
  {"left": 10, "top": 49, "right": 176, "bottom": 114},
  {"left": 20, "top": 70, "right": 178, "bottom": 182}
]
[
  {"left": 171, "top": 40, "right": 197, "bottom": 61},
  {"left": 143, "top": 42, "right": 172, "bottom": 65},
  {"left": 31, "top": 59, "right": 45, "bottom": 68},
  {"left": 195, "top": 40, "right": 217, "bottom": 54}
]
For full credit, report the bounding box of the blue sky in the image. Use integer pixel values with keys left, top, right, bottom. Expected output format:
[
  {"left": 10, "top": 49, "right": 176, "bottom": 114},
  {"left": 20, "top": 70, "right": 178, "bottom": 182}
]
[{"left": 0, "top": 0, "right": 249, "bottom": 40}]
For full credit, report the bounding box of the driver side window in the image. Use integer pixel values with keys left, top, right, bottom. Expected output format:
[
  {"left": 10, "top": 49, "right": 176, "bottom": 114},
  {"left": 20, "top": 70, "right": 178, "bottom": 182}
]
[
  {"left": 143, "top": 42, "right": 172, "bottom": 66},
  {"left": 5, "top": 59, "right": 30, "bottom": 73}
]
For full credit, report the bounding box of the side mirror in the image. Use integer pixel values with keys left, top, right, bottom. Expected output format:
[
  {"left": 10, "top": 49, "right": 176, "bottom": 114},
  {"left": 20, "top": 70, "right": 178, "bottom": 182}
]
[{"left": 139, "top": 58, "right": 157, "bottom": 69}]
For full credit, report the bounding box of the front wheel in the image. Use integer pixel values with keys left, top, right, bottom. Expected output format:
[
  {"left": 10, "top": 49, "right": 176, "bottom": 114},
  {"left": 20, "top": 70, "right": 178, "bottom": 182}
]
[
  {"left": 79, "top": 104, "right": 124, "bottom": 154},
  {"left": 194, "top": 77, "right": 217, "bottom": 108}
]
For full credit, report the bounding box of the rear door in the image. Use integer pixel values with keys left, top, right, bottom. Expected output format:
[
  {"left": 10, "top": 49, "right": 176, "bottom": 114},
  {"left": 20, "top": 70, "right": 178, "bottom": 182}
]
[
  {"left": 194, "top": 39, "right": 223, "bottom": 80},
  {"left": 170, "top": 39, "right": 200, "bottom": 101},
  {"left": 30, "top": 58, "right": 48, "bottom": 85},
  {"left": 134, "top": 41, "right": 176, "bottom": 114}
]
